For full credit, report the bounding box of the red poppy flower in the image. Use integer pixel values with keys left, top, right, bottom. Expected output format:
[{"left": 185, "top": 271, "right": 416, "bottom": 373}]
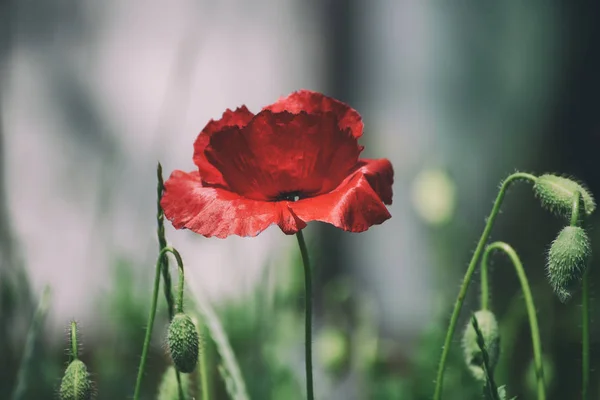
[{"left": 161, "top": 90, "right": 394, "bottom": 238}]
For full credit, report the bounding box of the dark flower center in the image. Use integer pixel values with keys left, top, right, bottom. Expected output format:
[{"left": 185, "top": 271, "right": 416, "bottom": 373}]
[{"left": 274, "top": 191, "right": 305, "bottom": 202}]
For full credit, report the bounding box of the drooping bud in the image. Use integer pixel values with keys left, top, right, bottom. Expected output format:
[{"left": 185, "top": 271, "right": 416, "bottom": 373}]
[
  {"left": 167, "top": 313, "right": 199, "bottom": 373},
  {"left": 59, "top": 360, "right": 93, "bottom": 400},
  {"left": 157, "top": 366, "right": 192, "bottom": 400},
  {"left": 462, "top": 310, "right": 500, "bottom": 381},
  {"left": 547, "top": 226, "right": 591, "bottom": 302},
  {"left": 533, "top": 175, "right": 595, "bottom": 218}
]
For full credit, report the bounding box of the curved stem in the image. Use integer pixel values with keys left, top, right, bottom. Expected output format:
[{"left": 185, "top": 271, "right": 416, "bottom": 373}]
[
  {"left": 176, "top": 253, "right": 185, "bottom": 313},
  {"left": 133, "top": 246, "right": 183, "bottom": 400},
  {"left": 433, "top": 172, "right": 537, "bottom": 400},
  {"left": 70, "top": 321, "right": 78, "bottom": 360},
  {"left": 157, "top": 162, "right": 176, "bottom": 320},
  {"left": 296, "top": 230, "right": 314, "bottom": 400},
  {"left": 483, "top": 242, "right": 545, "bottom": 400},
  {"left": 582, "top": 269, "right": 590, "bottom": 400}
]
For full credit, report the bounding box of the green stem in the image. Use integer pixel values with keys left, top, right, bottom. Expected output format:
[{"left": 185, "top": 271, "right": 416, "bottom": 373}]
[
  {"left": 176, "top": 254, "right": 185, "bottom": 314},
  {"left": 296, "top": 230, "right": 314, "bottom": 400},
  {"left": 70, "top": 321, "right": 78, "bottom": 360},
  {"left": 133, "top": 246, "right": 183, "bottom": 400},
  {"left": 433, "top": 172, "right": 537, "bottom": 400},
  {"left": 199, "top": 326, "right": 211, "bottom": 400},
  {"left": 483, "top": 242, "right": 545, "bottom": 400},
  {"left": 157, "top": 162, "right": 176, "bottom": 321},
  {"left": 571, "top": 190, "right": 589, "bottom": 400},
  {"left": 480, "top": 255, "right": 490, "bottom": 311},
  {"left": 582, "top": 269, "right": 590, "bottom": 400}
]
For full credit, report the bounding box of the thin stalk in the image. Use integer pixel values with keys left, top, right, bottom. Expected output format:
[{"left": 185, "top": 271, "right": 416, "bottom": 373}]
[
  {"left": 70, "top": 321, "right": 78, "bottom": 360},
  {"left": 582, "top": 269, "right": 590, "bottom": 400},
  {"left": 296, "top": 230, "right": 314, "bottom": 400},
  {"left": 133, "top": 246, "right": 184, "bottom": 400},
  {"left": 176, "top": 254, "right": 185, "bottom": 313},
  {"left": 483, "top": 242, "right": 545, "bottom": 400},
  {"left": 157, "top": 162, "right": 176, "bottom": 320},
  {"left": 433, "top": 172, "right": 537, "bottom": 400},
  {"left": 199, "top": 326, "right": 211, "bottom": 400},
  {"left": 481, "top": 255, "right": 490, "bottom": 311},
  {"left": 571, "top": 190, "right": 589, "bottom": 400}
]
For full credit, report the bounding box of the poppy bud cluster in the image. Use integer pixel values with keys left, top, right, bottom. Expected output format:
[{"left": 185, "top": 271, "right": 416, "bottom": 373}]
[{"left": 534, "top": 174, "right": 594, "bottom": 302}]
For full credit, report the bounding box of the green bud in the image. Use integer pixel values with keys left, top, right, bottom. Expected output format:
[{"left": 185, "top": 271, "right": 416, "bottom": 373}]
[
  {"left": 547, "top": 226, "right": 591, "bottom": 302},
  {"left": 533, "top": 174, "right": 595, "bottom": 218},
  {"left": 462, "top": 310, "right": 500, "bottom": 381},
  {"left": 157, "top": 366, "right": 192, "bottom": 400},
  {"left": 59, "top": 360, "right": 93, "bottom": 400},
  {"left": 167, "top": 313, "right": 199, "bottom": 373}
]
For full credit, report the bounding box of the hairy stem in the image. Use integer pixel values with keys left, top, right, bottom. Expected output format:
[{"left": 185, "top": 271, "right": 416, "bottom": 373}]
[
  {"left": 70, "top": 321, "right": 78, "bottom": 360},
  {"left": 582, "top": 269, "right": 590, "bottom": 400},
  {"left": 433, "top": 172, "right": 537, "bottom": 400},
  {"left": 483, "top": 242, "right": 545, "bottom": 400},
  {"left": 571, "top": 190, "right": 590, "bottom": 400},
  {"left": 157, "top": 162, "right": 176, "bottom": 320},
  {"left": 133, "top": 246, "right": 184, "bottom": 400},
  {"left": 296, "top": 230, "right": 314, "bottom": 400}
]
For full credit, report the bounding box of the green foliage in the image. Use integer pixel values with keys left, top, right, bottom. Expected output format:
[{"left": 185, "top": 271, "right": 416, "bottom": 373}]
[{"left": 157, "top": 366, "right": 193, "bottom": 400}]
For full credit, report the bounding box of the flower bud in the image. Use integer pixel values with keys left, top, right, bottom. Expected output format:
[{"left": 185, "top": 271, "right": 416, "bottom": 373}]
[
  {"left": 167, "top": 313, "right": 199, "bottom": 373},
  {"left": 533, "top": 175, "right": 595, "bottom": 218},
  {"left": 59, "top": 360, "right": 93, "bottom": 400},
  {"left": 462, "top": 310, "right": 500, "bottom": 381},
  {"left": 157, "top": 366, "right": 192, "bottom": 400},
  {"left": 547, "top": 226, "right": 591, "bottom": 302}
]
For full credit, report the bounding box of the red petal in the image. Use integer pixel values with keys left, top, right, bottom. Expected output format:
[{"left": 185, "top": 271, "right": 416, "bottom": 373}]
[
  {"left": 205, "top": 110, "right": 362, "bottom": 201},
  {"left": 193, "top": 106, "right": 254, "bottom": 187},
  {"left": 355, "top": 158, "right": 394, "bottom": 205},
  {"left": 161, "top": 170, "right": 306, "bottom": 238},
  {"left": 290, "top": 166, "right": 392, "bottom": 232},
  {"left": 264, "top": 90, "right": 364, "bottom": 139}
]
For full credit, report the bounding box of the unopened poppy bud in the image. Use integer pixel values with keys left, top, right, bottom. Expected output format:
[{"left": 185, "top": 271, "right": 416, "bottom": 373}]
[
  {"left": 157, "top": 366, "right": 192, "bottom": 400},
  {"left": 533, "top": 174, "right": 595, "bottom": 218},
  {"left": 462, "top": 310, "right": 500, "bottom": 381},
  {"left": 167, "top": 313, "right": 199, "bottom": 373},
  {"left": 547, "top": 226, "right": 591, "bottom": 303},
  {"left": 59, "top": 360, "right": 93, "bottom": 400}
]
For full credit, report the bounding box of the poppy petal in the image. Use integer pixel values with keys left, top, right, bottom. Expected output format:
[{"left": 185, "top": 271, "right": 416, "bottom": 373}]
[
  {"left": 193, "top": 106, "right": 254, "bottom": 187},
  {"left": 161, "top": 170, "right": 306, "bottom": 238},
  {"left": 205, "top": 110, "right": 362, "bottom": 201},
  {"left": 290, "top": 168, "right": 392, "bottom": 232},
  {"left": 264, "top": 90, "right": 364, "bottom": 139},
  {"left": 355, "top": 158, "right": 394, "bottom": 205}
]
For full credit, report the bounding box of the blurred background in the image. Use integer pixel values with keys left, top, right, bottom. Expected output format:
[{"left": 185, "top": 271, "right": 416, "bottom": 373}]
[{"left": 1, "top": 1, "right": 599, "bottom": 399}]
